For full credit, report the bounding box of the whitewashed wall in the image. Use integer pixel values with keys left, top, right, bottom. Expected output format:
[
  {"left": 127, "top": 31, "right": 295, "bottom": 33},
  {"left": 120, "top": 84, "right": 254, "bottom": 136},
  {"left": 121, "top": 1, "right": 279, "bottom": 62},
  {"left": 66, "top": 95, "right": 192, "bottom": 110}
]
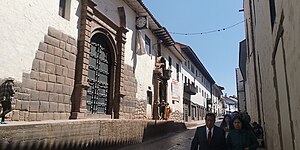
[
  {"left": 181, "top": 60, "right": 211, "bottom": 108},
  {"left": 162, "top": 47, "right": 184, "bottom": 113},
  {"left": 0, "top": 0, "right": 80, "bottom": 81}
]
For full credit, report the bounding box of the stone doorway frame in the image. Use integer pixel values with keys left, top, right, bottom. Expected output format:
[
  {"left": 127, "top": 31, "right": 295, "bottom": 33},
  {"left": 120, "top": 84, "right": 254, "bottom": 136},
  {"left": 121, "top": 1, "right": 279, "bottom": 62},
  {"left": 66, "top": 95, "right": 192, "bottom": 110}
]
[{"left": 70, "top": 0, "right": 127, "bottom": 119}]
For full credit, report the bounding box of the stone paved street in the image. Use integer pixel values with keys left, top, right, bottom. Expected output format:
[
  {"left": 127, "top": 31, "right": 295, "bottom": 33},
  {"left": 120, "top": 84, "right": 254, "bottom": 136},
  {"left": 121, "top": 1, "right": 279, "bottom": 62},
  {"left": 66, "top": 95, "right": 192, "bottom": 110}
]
[
  {"left": 120, "top": 128, "right": 196, "bottom": 150},
  {"left": 120, "top": 121, "right": 266, "bottom": 150}
]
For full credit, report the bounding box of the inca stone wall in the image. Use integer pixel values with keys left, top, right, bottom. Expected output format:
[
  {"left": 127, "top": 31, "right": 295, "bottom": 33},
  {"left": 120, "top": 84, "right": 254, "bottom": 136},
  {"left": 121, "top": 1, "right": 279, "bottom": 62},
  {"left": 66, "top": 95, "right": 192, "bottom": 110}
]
[
  {"left": 120, "top": 65, "right": 147, "bottom": 119},
  {"left": 2, "top": 27, "right": 77, "bottom": 121},
  {"left": 0, "top": 119, "right": 187, "bottom": 150}
]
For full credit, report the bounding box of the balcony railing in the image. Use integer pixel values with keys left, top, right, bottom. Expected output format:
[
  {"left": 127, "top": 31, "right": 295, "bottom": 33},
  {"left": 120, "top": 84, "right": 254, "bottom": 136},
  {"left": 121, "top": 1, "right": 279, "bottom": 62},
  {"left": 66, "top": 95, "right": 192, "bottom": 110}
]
[{"left": 184, "top": 83, "right": 197, "bottom": 95}]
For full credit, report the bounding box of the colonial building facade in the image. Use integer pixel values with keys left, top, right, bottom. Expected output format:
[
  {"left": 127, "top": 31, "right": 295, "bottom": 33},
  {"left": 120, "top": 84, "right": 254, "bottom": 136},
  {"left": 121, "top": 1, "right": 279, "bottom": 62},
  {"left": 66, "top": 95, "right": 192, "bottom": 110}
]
[
  {"left": 242, "top": 0, "right": 300, "bottom": 149},
  {"left": 176, "top": 43, "right": 221, "bottom": 122},
  {"left": 0, "top": 0, "right": 222, "bottom": 123}
]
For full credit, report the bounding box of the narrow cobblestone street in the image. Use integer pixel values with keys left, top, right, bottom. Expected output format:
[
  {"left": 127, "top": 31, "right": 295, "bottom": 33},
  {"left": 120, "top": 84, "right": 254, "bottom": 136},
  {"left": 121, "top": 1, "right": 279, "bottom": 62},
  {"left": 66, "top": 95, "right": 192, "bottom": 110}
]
[
  {"left": 121, "top": 127, "right": 196, "bottom": 150},
  {"left": 120, "top": 121, "right": 266, "bottom": 150}
]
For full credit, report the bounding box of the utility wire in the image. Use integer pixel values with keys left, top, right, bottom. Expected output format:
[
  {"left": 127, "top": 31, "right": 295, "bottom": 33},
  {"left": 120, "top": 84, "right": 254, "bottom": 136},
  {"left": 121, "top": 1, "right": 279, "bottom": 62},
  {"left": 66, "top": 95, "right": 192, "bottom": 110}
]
[{"left": 169, "top": 20, "right": 245, "bottom": 36}]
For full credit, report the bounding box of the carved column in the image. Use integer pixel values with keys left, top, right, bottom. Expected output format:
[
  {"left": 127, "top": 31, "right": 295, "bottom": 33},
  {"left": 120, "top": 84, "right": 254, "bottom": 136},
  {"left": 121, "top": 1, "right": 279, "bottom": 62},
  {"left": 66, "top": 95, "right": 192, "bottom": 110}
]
[
  {"left": 113, "top": 7, "right": 127, "bottom": 119},
  {"left": 70, "top": 0, "right": 95, "bottom": 119},
  {"left": 153, "top": 71, "right": 160, "bottom": 120},
  {"left": 114, "top": 27, "right": 127, "bottom": 119}
]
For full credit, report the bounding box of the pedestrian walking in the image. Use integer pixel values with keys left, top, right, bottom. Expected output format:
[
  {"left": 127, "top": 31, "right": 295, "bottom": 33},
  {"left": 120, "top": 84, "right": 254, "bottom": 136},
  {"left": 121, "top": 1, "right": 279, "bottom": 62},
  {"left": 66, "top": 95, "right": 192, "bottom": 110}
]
[
  {"left": 252, "top": 122, "right": 264, "bottom": 147},
  {"left": 226, "top": 116, "right": 258, "bottom": 150},
  {"left": 0, "top": 78, "right": 15, "bottom": 124},
  {"left": 220, "top": 114, "right": 233, "bottom": 138},
  {"left": 191, "top": 113, "right": 226, "bottom": 150},
  {"left": 159, "top": 100, "right": 166, "bottom": 120},
  {"left": 164, "top": 102, "right": 171, "bottom": 120}
]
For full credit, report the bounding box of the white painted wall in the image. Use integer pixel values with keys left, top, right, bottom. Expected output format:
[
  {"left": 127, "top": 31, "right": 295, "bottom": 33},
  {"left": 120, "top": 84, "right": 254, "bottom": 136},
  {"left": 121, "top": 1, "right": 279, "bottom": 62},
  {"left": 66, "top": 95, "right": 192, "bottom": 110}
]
[
  {"left": 0, "top": 0, "right": 80, "bottom": 81},
  {"left": 162, "top": 47, "right": 184, "bottom": 113},
  {"left": 94, "top": 0, "right": 121, "bottom": 26},
  {"left": 181, "top": 60, "right": 212, "bottom": 108}
]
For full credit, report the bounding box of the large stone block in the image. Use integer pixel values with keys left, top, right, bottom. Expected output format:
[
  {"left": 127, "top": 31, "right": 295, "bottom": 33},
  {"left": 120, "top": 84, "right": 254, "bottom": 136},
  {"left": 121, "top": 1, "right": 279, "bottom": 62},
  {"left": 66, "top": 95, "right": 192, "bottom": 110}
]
[
  {"left": 68, "top": 69, "right": 75, "bottom": 78},
  {"left": 65, "top": 104, "right": 71, "bottom": 112},
  {"left": 49, "top": 93, "right": 58, "bottom": 102},
  {"left": 19, "top": 111, "right": 28, "bottom": 121},
  {"left": 58, "top": 94, "right": 64, "bottom": 103},
  {"left": 45, "top": 53, "right": 55, "bottom": 63},
  {"left": 69, "top": 53, "right": 76, "bottom": 61},
  {"left": 54, "top": 56, "right": 61, "bottom": 65},
  {"left": 49, "top": 102, "right": 58, "bottom": 112},
  {"left": 39, "top": 60, "right": 46, "bottom": 72},
  {"left": 61, "top": 33, "right": 68, "bottom": 42},
  {"left": 44, "top": 35, "right": 60, "bottom": 47},
  {"left": 30, "top": 90, "right": 39, "bottom": 101},
  {"left": 36, "top": 50, "right": 45, "bottom": 60},
  {"left": 62, "top": 85, "right": 69, "bottom": 95},
  {"left": 71, "top": 45, "right": 77, "bottom": 55},
  {"left": 62, "top": 68, "right": 68, "bottom": 77},
  {"left": 59, "top": 41, "right": 66, "bottom": 49},
  {"left": 60, "top": 113, "right": 69, "bottom": 120},
  {"left": 32, "top": 59, "right": 39, "bottom": 71},
  {"left": 43, "top": 113, "right": 54, "bottom": 120},
  {"left": 46, "top": 62, "right": 56, "bottom": 74},
  {"left": 63, "top": 95, "right": 71, "bottom": 104},
  {"left": 54, "top": 84, "right": 63, "bottom": 94},
  {"left": 38, "top": 42, "right": 47, "bottom": 52},
  {"left": 65, "top": 43, "right": 71, "bottom": 52},
  {"left": 36, "top": 81, "right": 47, "bottom": 91},
  {"left": 36, "top": 113, "right": 43, "bottom": 121},
  {"left": 48, "top": 74, "right": 56, "bottom": 83},
  {"left": 39, "top": 91, "right": 49, "bottom": 101},
  {"left": 61, "top": 58, "right": 68, "bottom": 67},
  {"left": 68, "top": 37, "right": 76, "bottom": 46},
  {"left": 29, "top": 112, "right": 37, "bottom": 121},
  {"left": 53, "top": 113, "right": 61, "bottom": 120},
  {"left": 62, "top": 51, "right": 69, "bottom": 59},
  {"left": 15, "top": 100, "right": 22, "bottom": 110},
  {"left": 11, "top": 110, "right": 20, "bottom": 121},
  {"left": 29, "top": 101, "right": 39, "bottom": 112},
  {"left": 39, "top": 72, "right": 48, "bottom": 82},
  {"left": 55, "top": 65, "right": 63, "bottom": 76},
  {"left": 69, "top": 61, "right": 76, "bottom": 69},
  {"left": 54, "top": 47, "right": 63, "bottom": 57},
  {"left": 47, "top": 45, "right": 55, "bottom": 55},
  {"left": 46, "top": 82, "right": 54, "bottom": 92},
  {"left": 56, "top": 76, "right": 64, "bottom": 84},
  {"left": 48, "top": 27, "right": 62, "bottom": 40},
  {"left": 65, "top": 78, "right": 73, "bottom": 86},
  {"left": 21, "top": 101, "right": 29, "bottom": 111},
  {"left": 22, "top": 78, "right": 36, "bottom": 90},
  {"left": 39, "top": 101, "right": 50, "bottom": 112},
  {"left": 58, "top": 103, "right": 65, "bottom": 112}
]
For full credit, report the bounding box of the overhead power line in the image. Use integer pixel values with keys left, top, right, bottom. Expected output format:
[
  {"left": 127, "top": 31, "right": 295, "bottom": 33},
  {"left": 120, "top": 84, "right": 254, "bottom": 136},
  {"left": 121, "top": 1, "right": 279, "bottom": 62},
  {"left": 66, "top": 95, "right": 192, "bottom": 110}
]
[{"left": 169, "top": 20, "right": 245, "bottom": 36}]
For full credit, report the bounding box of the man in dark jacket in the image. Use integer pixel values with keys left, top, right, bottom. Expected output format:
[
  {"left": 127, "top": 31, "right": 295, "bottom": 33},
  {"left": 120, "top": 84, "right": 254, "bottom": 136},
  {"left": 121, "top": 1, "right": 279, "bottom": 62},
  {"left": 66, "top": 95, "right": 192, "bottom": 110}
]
[
  {"left": 191, "top": 113, "right": 226, "bottom": 150},
  {"left": 0, "top": 78, "right": 15, "bottom": 124}
]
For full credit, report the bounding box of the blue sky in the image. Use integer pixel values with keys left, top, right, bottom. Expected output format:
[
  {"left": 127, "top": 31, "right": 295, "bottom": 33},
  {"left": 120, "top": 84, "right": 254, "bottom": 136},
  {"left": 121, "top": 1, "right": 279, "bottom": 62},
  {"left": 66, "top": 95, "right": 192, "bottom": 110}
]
[{"left": 143, "top": 0, "right": 245, "bottom": 96}]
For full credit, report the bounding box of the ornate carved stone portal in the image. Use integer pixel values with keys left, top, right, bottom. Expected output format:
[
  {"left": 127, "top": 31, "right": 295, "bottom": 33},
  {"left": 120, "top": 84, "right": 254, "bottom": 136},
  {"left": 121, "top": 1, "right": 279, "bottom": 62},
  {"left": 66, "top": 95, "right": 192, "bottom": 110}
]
[{"left": 153, "top": 56, "right": 172, "bottom": 120}]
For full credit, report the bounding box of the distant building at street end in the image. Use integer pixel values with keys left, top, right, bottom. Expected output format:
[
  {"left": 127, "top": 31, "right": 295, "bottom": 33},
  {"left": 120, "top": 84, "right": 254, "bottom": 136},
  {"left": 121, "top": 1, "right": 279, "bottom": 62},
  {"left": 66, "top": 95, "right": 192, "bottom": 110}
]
[{"left": 222, "top": 96, "right": 238, "bottom": 114}]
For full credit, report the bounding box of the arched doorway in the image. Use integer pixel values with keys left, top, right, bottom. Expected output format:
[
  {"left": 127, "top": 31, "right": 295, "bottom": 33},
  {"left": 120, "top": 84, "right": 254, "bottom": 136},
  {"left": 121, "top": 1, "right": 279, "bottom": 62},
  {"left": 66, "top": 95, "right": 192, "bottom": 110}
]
[{"left": 87, "top": 33, "right": 112, "bottom": 114}]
